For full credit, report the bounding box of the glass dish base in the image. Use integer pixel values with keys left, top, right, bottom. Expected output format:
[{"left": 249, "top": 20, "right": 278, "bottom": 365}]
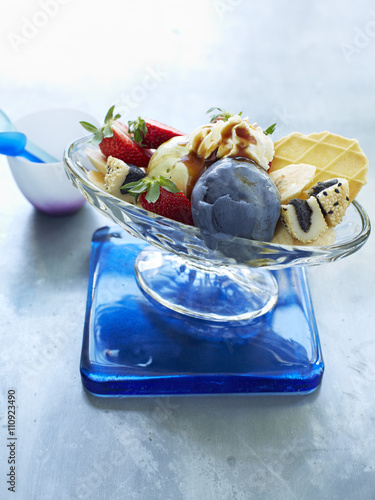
[{"left": 81, "top": 227, "right": 324, "bottom": 396}]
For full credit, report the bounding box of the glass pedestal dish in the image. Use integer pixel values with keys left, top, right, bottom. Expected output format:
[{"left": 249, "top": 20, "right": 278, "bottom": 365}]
[{"left": 64, "top": 136, "right": 371, "bottom": 396}]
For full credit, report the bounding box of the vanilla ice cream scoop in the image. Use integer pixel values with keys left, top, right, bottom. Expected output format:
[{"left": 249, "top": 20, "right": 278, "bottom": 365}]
[{"left": 147, "top": 136, "right": 205, "bottom": 197}]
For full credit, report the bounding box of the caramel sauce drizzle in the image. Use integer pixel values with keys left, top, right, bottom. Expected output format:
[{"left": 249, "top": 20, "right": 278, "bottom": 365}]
[{"left": 180, "top": 151, "right": 206, "bottom": 198}]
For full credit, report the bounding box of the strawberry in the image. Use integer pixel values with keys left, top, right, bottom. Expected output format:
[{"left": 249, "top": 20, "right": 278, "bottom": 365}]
[
  {"left": 80, "top": 106, "right": 153, "bottom": 169},
  {"left": 128, "top": 116, "right": 184, "bottom": 149},
  {"left": 123, "top": 176, "right": 194, "bottom": 226}
]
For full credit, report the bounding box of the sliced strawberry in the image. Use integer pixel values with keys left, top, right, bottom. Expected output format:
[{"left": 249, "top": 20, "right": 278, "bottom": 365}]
[
  {"left": 100, "top": 122, "right": 152, "bottom": 169},
  {"left": 140, "top": 187, "right": 194, "bottom": 226},
  {"left": 128, "top": 117, "right": 184, "bottom": 149},
  {"left": 80, "top": 106, "right": 153, "bottom": 169},
  {"left": 122, "top": 176, "right": 194, "bottom": 226}
]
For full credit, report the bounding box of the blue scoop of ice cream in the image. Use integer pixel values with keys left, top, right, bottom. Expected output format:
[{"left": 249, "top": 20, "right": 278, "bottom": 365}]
[{"left": 191, "top": 158, "right": 281, "bottom": 242}]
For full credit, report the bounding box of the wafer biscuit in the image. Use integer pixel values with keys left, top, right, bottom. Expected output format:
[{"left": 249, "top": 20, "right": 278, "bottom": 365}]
[{"left": 270, "top": 131, "right": 368, "bottom": 201}]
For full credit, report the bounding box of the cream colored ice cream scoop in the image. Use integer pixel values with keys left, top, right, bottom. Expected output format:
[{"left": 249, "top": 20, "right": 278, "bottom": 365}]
[{"left": 147, "top": 136, "right": 205, "bottom": 197}]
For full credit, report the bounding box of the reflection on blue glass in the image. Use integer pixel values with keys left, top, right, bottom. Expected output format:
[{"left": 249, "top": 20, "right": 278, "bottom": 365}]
[{"left": 81, "top": 227, "right": 324, "bottom": 396}]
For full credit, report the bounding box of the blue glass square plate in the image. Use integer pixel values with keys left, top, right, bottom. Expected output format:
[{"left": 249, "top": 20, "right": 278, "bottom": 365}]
[{"left": 80, "top": 227, "right": 324, "bottom": 396}]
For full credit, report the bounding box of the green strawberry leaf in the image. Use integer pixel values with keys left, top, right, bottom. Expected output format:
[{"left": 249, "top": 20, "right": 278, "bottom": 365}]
[
  {"left": 264, "top": 123, "right": 276, "bottom": 135},
  {"left": 104, "top": 105, "right": 115, "bottom": 124},
  {"left": 128, "top": 117, "right": 148, "bottom": 144},
  {"left": 159, "top": 176, "right": 179, "bottom": 193},
  {"left": 81, "top": 105, "right": 122, "bottom": 145},
  {"left": 80, "top": 121, "right": 98, "bottom": 133},
  {"left": 146, "top": 182, "right": 160, "bottom": 203},
  {"left": 103, "top": 124, "right": 114, "bottom": 139},
  {"left": 122, "top": 180, "right": 145, "bottom": 190},
  {"left": 128, "top": 184, "right": 150, "bottom": 194},
  {"left": 122, "top": 176, "right": 179, "bottom": 204},
  {"left": 122, "top": 177, "right": 150, "bottom": 195},
  {"left": 133, "top": 128, "right": 144, "bottom": 144},
  {"left": 140, "top": 119, "right": 148, "bottom": 134},
  {"left": 91, "top": 129, "right": 104, "bottom": 145}
]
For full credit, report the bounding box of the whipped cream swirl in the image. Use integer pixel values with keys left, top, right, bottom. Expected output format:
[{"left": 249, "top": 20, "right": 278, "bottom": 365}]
[{"left": 188, "top": 115, "right": 274, "bottom": 171}]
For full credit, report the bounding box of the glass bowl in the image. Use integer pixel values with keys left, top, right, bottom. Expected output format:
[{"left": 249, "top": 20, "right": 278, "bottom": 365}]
[{"left": 64, "top": 135, "right": 371, "bottom": 323}]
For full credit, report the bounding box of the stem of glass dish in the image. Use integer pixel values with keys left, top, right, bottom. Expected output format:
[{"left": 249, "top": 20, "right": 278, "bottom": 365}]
[{"left": 134, "top": 246, "right": 278, "bottom": 324}]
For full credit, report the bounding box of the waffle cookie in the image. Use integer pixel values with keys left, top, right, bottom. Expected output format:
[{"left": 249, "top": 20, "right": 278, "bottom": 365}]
[{"left": 270, "top": 131, "right": 368, "bottom": 201}]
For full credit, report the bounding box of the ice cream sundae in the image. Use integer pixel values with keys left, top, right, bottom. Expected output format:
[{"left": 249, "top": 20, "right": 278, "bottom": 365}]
[{"left": 80, "top": 106, "right": 368, "bottom": 247}]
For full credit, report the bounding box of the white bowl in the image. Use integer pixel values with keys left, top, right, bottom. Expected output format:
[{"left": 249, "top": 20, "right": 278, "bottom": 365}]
[{"left": 7, "top": 108, "right": 98, "bottom": 216}]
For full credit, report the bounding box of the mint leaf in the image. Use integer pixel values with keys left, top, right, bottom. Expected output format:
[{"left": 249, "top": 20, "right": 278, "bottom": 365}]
[{"left": 264, "top": 123, "right": 276, "bottom": 135}]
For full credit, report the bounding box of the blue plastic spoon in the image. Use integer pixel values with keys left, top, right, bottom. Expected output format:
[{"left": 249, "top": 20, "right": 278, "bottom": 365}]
[
  {"left": 0, "top": 131, "right": 45, "bottom": 163},
  {"left": 0, "top": 110, "right": 58, "bottom": 163}
]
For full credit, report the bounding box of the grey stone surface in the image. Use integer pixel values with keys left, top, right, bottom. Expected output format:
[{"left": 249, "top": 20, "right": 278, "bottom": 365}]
[{"left": 1, "top": 1, "right": 375, "bottom": 499}]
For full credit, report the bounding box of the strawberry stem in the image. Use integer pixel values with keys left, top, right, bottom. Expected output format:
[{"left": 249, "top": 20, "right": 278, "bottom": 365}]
[
  {"left": 121, "top": 176, "right": 179, "bottom": 204},
  {"left": 128, "top": 117, "right": 148, "bottom": 144},
  {"left": 104, "top": 105, "right": 115, "bottom": 123},
  {"left": 147, "top": 182, "right": 160, "bottom": 203},
  {"left": 79, "top": 105, "right": 121, "bottom": 145}
]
